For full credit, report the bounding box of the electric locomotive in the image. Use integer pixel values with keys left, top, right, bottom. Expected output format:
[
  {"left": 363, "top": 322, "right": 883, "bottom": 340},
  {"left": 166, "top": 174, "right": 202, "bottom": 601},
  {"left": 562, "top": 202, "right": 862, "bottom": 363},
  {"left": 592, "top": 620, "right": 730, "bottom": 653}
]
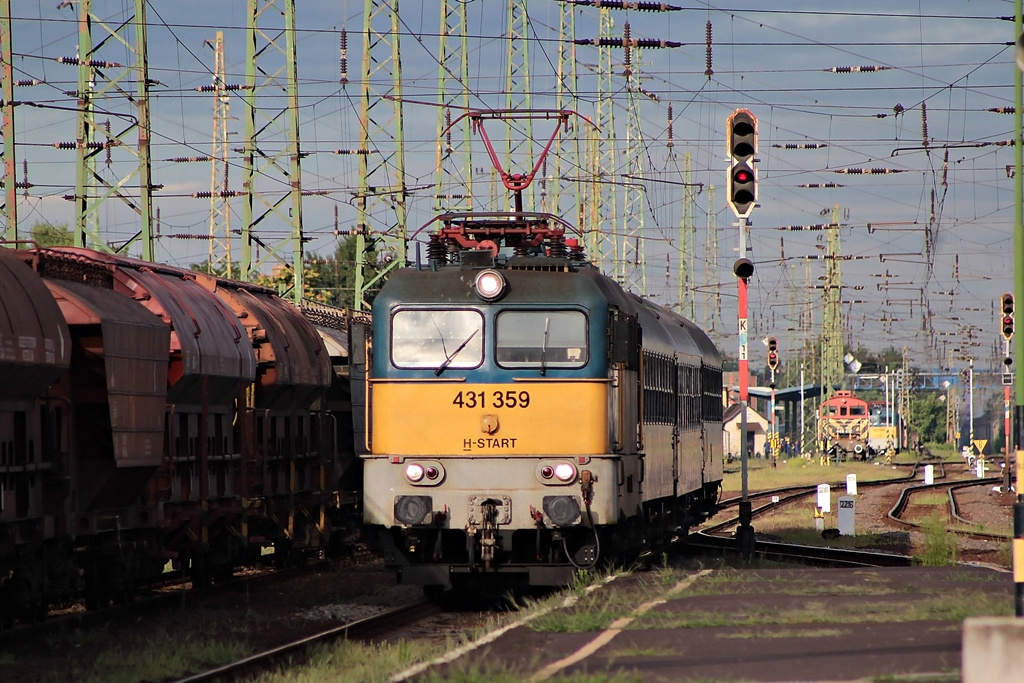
[{"left": 356, "top": 111, "right": 724, "bottom": 593}]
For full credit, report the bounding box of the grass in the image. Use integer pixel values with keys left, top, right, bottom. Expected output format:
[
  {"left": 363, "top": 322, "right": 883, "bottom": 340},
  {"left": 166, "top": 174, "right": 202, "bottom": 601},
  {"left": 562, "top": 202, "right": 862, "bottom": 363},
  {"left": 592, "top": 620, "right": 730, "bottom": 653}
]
[
  {"left": 723, "top": 458, "right": 907, "bottom": 493},
  {"left": 918, "top": 512, "right": 959, "bottom": 566},
  {"left": 630, "top": 590, "right": 1012, "bottom": 630},
  {"left": 38, "top": 630, "right": 251, "bottom": 683},
  {"left": 912, "top": 493, "right": 948, "bottom": 506},
  {"left": 255, "top": 639, "right": 438, "bottom": 683}
]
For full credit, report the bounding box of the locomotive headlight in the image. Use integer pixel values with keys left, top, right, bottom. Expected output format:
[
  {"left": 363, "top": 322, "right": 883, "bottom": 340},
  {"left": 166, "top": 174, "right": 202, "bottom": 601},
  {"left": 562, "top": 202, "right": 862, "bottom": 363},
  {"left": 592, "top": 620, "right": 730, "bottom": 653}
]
[
  {"left": 405, "top": 463, "right": 425, "bottom": 482},
  {"left": 554, "top": 463, "right": 576, "bottom": 482},
  {"left": 402, "top": 461, "right": 445, "bottom": 486},
  {"left": 474, "top": 269, "right": 506, "bottom": 301}
]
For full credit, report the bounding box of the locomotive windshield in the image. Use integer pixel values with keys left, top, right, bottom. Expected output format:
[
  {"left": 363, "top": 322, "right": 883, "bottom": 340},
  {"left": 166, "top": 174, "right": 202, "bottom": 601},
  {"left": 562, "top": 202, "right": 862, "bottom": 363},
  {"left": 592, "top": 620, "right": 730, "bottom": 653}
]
[
  {"left": 391, "top": 309, "right": 484, "bottom": 370},
  {"left": 495, "top": 310, "right": 588, "bottom": 368}
]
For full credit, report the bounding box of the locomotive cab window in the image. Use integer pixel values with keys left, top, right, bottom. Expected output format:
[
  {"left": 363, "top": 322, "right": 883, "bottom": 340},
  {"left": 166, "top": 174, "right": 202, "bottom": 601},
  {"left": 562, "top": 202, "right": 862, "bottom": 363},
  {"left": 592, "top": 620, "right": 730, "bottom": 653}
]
[
  {"left": 495, "top": 310, "right": 588, "bottom": 368},
  {"left": 391, "top": 309, "right": 484, "bottom": 370}
]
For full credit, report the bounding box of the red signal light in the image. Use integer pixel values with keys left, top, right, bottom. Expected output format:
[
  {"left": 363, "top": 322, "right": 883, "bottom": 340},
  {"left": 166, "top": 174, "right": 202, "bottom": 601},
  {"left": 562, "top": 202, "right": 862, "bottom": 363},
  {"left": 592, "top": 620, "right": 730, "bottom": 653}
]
[{"left": 734, "top": 169, "right": 751, "bottom": 182}]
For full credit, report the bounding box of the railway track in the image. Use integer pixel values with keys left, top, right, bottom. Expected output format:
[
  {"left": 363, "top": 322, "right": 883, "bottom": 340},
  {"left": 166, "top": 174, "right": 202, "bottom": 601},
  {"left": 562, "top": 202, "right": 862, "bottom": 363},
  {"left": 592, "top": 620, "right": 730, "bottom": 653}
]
[
  {"left": 691, "top": 458, "right": 1009, "bottom": 566},
  {"left": 170, "top": 599, "right": 441, "bottom": 682},
  {"left": 887, "top": 476, "right": 1009, "bottom": 542}
]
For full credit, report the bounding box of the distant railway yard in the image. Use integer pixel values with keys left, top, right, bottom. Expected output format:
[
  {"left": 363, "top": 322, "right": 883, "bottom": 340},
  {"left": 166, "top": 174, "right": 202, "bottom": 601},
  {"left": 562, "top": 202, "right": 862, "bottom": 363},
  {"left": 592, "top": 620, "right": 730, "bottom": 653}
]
[{"left": 1, "top": 449, "right": 1014, "bottom": 683}]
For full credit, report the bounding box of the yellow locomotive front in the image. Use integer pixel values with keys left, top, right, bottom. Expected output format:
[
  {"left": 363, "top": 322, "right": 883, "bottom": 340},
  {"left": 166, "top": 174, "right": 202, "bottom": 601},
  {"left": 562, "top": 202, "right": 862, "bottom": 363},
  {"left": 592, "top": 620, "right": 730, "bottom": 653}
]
[{"left": 359, "top": 249, "right": 628, "bottom": 590}]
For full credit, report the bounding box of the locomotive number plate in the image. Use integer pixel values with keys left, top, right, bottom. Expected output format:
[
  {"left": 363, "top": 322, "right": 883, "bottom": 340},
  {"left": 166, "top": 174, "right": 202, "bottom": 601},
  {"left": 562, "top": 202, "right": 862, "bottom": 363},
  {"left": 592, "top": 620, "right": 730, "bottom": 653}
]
[{"left": 452, "top": 389, "right": 531, "bottom": 409}]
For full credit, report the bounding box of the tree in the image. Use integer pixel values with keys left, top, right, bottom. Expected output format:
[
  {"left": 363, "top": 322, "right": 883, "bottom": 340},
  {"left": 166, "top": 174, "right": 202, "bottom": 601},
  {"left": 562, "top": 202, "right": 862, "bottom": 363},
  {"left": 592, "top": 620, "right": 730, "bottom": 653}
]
[{"left": 30, "top": 221, "right": 73, "bottom": 247}]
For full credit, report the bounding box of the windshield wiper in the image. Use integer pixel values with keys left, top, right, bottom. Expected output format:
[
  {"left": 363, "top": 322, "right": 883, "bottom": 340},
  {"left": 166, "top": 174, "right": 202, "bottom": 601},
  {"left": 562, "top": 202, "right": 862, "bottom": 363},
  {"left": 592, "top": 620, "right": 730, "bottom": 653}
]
[
  {"left": 434, "top": 328, "right": 479, "bottom": 376},
  {"left": 540, "top": 317, "right": 550, "bottom": 377}
]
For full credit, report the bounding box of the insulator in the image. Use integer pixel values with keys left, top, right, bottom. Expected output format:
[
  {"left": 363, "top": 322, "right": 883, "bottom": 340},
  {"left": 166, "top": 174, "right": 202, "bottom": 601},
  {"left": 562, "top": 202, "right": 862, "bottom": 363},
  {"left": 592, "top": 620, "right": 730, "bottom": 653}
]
[
  {"left": 334, "top": 149, "right": 370, "bottom": 155},
  {"left": 921, "top": 101, "right": 929, "bottom": 149},
  {"left": 797, "top": 182, "right": 844, "bottom": 188},
  {"left": 622, "top": 23, "right": 632, "bottom": 76},
  {"left": 166, "top": 156, "right": 211, "bottom": 163},
  {"left": 15, "top": 79, "right": 40, "bottom": 87},
  {"left": 988, "top": 107, "right": 1015, "bottom": 114},
  {"left": 666, "top": 104, "right": 674, "bottom": 148},
  {"left": 833, "top": 168, "right": 904, "bottom": 174},
  {"left": 637, "top": 87, "right": 659, "bottom": 101},
  {"left": 340, "top": 29, "right": 348, "bottom": 85},
  {"left": 513, "top": 241, "right": 531, "bottom": 257},
  {"left": 825, "top": 65, "right": 892, "bottom": 73},
  {"left": 427, "top": 235, "right": 447, "bottom": 263},
  {"left": 773, "top": 143, "right": 827, "bottom": 149},
  {"left": 563, "top": 0, "right": 681, "bottom": 8},
  {"left": 56, "top": 56, "right": 121, "bottom": 68},
  {"left": 164, "top": 233, "right": 212, "bottom": 240},
  {"left": 191, "top": 190, "right": 244, "bottom": 198},
  {"left": 445, "top": 109, "right": 452, "bottom": 151},
  {"left": 704, "top": 20, "right": 713, "bottom": 77},
  {"left": 634, "top": 38, "right": 682, "bottom": 48},
  {"left": 301, "top": 190, "right": 331, "bottom": 196},
  {"left": 52, "top": 141, "right": 105, "bottom": 150},
  {"left": 547, "top": 239, "right": 568, "bottom": 259}
]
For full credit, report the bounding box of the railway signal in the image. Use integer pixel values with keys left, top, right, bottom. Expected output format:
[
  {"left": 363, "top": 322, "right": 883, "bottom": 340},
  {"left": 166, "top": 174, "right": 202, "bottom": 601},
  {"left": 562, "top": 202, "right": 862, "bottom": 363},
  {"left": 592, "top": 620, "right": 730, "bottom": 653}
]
[
  {"left": 1002, "top": 292, "right": 1015, "bottom": 340},
  {"left": 767, "top": 336, "right": 779, "bottom": 371},
  {"left": 726, "top": 108, "right": 758, "bottom": 218}
]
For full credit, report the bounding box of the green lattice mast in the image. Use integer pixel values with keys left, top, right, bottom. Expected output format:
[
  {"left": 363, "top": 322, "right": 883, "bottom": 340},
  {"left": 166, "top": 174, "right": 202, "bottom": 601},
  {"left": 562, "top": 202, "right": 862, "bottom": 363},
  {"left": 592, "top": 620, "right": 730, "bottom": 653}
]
[
  {"left": 434, "top": 0, "right": 472, "bottom": 214},
  {"left": 704, "top": 184, "right": 718, "bottom": 333},
  {"left": 587, "top": 8, "right": 617, "bottom": 273},
  {"left": 819, "top": 204, "right": 844, "bottom": 399},
  {"left": 620, "top": 34, "right": 646, "bottom": 292},
  {"left": 67, "top": 0, "right": 154, "bottom": 260},
  {"left": 241, "top": 0, "right": 305, "bottom": 302},
  {"left": 205, "top": 31, "right": 234, "bottom": 277},
  {"left": 678, "top": 150, "right": 696, "bottom": 318},
  {"left": 552, "top": 0, "right": 581, "bottom": 223},
  {"left": 355, "top": 0, "right": 406, "bottom": 310},
  {"left": 0, "top": 0, "right": 15, "bottom": 242},
  {"left": 503, "top": 0, "right": 533, "bottom": 212}
]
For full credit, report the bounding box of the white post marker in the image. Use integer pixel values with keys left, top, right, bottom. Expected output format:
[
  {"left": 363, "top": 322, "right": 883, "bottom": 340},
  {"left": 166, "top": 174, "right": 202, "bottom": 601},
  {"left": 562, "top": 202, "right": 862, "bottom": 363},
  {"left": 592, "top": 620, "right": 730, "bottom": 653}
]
[
  {"left": 924, "top": 464, "right": 934, "bottom": 485},
  {"left": 838, "top": 496, "right": 855, "bottom": 536},
  {"left": 817, "top": 484, "right": 831, "bottom": 513},
  {"left": 977, "top": 458, "right": 985, "bottom": 478},
  {"left": 846, "top": 474, "right": 857, "bottom": 495}
]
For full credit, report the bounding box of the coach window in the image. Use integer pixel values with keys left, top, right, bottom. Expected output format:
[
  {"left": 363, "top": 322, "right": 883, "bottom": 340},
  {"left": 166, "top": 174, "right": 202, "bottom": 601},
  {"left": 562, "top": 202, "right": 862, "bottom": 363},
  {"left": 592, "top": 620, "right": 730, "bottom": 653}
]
[
  {"left": 391, "top": 309, "right": 484, "bottom": 370},
  {"left": 850, "top": 405, "right": 866, "bottom": 416},
  {"left": 495, "top": 310, "right": 588, "bottom": 368}
]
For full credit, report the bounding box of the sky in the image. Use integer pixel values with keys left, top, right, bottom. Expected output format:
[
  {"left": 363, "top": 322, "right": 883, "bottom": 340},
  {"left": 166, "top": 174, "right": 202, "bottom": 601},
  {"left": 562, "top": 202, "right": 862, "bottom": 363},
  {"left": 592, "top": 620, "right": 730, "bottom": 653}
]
[{"left": 4, "top": 1, "right": 1020, "bottom": 373}]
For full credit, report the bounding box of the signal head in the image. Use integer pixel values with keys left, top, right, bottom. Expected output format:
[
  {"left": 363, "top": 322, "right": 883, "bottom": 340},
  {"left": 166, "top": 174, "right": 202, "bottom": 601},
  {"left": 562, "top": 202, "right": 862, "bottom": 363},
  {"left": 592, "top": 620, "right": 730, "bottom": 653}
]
[
  {"left": 766, "top": 336, "right": 779, "bottom": 370},
  {"left": 1002, "top": 293, "right": 1015, "bottom": 340},
  {"left": 726, "top": 109, "right": 758, "bottom": 162},
  {"left": 726, "top": 109, "right": 758, "bottom": 218}
]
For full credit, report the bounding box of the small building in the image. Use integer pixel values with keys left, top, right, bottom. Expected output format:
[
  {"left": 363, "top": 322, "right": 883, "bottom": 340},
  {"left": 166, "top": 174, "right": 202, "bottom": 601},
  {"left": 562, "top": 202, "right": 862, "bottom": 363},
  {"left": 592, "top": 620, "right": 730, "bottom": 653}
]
[{"left": 723, "top": 403, "right": 770, "bottom": 460}]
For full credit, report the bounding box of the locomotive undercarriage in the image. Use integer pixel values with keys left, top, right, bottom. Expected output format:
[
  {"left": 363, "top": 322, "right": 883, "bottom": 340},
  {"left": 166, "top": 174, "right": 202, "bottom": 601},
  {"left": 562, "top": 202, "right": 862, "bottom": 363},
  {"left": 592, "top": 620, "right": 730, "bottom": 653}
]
[{"left": 374, "top": 480, "right": 721, "bottom": 593}]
